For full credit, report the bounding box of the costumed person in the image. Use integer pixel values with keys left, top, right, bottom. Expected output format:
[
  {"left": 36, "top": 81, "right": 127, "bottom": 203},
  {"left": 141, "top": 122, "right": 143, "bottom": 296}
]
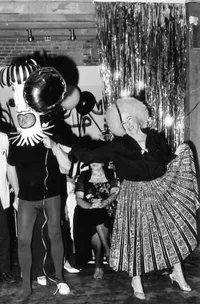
[
  {"left": 0, "top": 58, "right": 71, "bottom": 303},
  {"left": 60, "top": 97, "right": 199, "bottom": 300},
  {"left": 74, "top": 162, "right": 118, "bottom": 279},
  {"left": 0, "top": 131, "right": 19, "bottom": 284}
]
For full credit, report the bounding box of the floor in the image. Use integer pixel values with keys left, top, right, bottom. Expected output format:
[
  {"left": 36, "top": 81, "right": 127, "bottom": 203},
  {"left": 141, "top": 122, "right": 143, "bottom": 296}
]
[
  {"left": 1, "top": 207, "right": 200, "bottom": 304},
  {"left": 1, "top": 241, "right": 200, "bottom": 304}
]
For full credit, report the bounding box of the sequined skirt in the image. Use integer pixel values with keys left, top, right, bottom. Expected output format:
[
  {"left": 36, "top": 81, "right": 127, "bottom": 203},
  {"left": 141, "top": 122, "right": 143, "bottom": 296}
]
[{"left": 109, "top": 144, "right": 200, "bottom": 276}]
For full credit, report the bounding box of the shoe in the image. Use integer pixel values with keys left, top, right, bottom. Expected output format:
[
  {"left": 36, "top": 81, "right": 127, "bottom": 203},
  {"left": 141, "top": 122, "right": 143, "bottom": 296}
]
[
  {"left": 134, "top": 291, "right": 146, "bottom": 300},
  {"left": 37, "top": 276, "right": 47, "bottom": 286},
  {"left": 105, "top": 254, "right": 109, "bottom": 264},
  {"left": 169, "top": 273, "right": 192, "bottom": 292},
  {"left": 131, "top": 276, "right": 146, "bottom": 300},
  {"left": 0, "top": 272, "right": 16, "bottom": 283},
  {"left": 64, "top": 260, "right": 80, "bottom": 273},
  {"left": 56, "top": 282, "right": 70, "bottom": 295}
]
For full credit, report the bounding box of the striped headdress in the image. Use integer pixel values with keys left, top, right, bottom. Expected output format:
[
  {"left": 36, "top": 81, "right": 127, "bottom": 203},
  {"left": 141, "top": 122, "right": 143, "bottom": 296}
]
[{"left": 0, "top": 59, "right": 40, "bottom": 88}]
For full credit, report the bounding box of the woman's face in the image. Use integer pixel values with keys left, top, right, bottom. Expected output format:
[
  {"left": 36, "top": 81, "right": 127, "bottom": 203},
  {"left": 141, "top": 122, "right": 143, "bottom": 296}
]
[
  {"left": 90, "top": 163, "right": 104, "bottom": 170},
  {"left": 121, "top": 113, "right": 139, "bottom": 135}
]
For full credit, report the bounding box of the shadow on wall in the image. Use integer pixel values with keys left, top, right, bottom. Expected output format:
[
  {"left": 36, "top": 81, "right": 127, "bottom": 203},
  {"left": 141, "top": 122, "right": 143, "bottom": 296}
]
[
  {"left": 34, "top": 51, "right": 80, "bottom": 86},
  {"left": 10, "top": 51, "right": 79, "bottom": 87}
]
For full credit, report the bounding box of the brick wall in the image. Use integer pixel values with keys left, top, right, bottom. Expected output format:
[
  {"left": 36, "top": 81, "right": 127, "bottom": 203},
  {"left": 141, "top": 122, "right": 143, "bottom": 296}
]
[{"left": 0, "top": 37, "right": 99, "bottom": 67}]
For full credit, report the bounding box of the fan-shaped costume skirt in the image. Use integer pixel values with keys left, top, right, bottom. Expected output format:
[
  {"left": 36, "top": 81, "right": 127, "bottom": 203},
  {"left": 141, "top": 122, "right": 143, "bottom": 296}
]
[{"left": 109, "top": 144, "right": 200, "bottom": 277}]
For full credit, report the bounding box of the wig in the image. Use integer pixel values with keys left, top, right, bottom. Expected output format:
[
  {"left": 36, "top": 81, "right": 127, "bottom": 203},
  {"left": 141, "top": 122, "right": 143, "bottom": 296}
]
[{"left": 106, "top": 97, "right": 149, "bottom": 137}]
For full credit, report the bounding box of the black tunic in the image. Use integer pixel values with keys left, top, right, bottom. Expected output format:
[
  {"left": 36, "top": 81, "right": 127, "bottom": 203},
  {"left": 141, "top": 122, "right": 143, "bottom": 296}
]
[{"left": 7, "top": 140, "right": 65, "bottom": 201}]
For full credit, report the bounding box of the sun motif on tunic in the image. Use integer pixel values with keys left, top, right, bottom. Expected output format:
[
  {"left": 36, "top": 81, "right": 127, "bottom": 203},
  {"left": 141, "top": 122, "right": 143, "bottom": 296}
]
[{"left": 9, "top": 119, "right": 54, "bottom": 146}]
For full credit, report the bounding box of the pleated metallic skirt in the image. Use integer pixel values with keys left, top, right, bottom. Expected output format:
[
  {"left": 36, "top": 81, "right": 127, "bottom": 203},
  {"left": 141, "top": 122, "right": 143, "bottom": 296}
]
[{"left": 109, "top": 144, "right": 200, "bottom": 276}]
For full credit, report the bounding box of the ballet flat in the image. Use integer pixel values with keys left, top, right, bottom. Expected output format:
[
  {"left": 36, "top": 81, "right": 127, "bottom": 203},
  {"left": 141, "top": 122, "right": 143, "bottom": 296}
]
[
  {"left": 134, "top": 291, "right": 146, "bottom": 300},
  {"left": 169, "top": 274, "right": 192, "bottom": 292},
  {"left": 64, "top": 261, "right": 80, "bottom": 274}
]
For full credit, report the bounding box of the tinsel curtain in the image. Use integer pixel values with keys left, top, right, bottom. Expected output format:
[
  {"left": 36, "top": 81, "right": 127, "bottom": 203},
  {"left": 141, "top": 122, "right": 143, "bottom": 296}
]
[{"left": 95, "top": 2, "right": 187, "bottom": 148}]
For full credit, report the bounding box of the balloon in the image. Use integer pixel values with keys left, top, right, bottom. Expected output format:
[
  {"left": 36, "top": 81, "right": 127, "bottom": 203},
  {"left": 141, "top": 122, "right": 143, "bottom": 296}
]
[
  {"left": 23, "top": 66, "right": 67, "bottom": 114},
  {"left": 76, "top": 91, "right": 96, "bottom": 116},
  {"left": 61, "top": 85, "right": 81, "bottom": 110}
]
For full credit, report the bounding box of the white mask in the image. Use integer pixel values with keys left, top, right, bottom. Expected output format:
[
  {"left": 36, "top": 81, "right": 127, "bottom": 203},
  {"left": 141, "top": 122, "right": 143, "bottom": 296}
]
[
  {"left": 0, "top": 59, "right": 53, "bottom": 146},
  {"left": 10, "top": 82, "right": 53, "bottom": 146}
]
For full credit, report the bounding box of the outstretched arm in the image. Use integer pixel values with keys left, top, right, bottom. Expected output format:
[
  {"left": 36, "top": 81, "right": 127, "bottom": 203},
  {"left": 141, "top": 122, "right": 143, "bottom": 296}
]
[
  {"left": 43, "top": 136, "right": 71, "bottom": 174},
  {"left": 68, "top": 140, "right": 115, "bottom": 165}
]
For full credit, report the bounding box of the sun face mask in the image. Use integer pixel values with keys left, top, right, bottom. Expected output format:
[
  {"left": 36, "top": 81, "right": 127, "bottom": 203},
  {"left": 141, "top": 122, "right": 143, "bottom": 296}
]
[
  {"left": 10, "top": 81, "right": 53, "bottom": 146},
  {"left": 0, "top": 59, "right": 53, "bottom": 146}
]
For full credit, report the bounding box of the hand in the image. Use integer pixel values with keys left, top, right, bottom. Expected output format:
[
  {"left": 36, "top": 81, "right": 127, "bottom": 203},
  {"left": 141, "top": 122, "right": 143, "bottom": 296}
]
[
  {"left": 42, "top": 136, "right": 56, "bottom": 150},
  {"left": 99, "top": 133, "right": 106, "bottom": 142},
  {"left": 175, "top": 144, "right": 185, "bottom": 156},
  {"left": 90, "top": 201, "right": 102, "bottom": 209},
  {"left": 13, "top": 197, "right": 19, "bottom": 211},
  {"left": 59, "top": 144, "right": 72, "bottom": 154},
  {"left": 99, "top": 129, "right": 113, "bottom": 141},
  {"left": 91, "top": 198, "right": 102, "bottom": 204}
]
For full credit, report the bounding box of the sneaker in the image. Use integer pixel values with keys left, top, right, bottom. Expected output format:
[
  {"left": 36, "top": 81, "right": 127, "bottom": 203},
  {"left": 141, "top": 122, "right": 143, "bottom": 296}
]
[
  {"left": 57, "top": 282, "right": 70, "bottom": 295},
  {"left": 64, "top": 260, "right": 79, "bottom": 273},
  {"left": 37, "top": 276, "right": 47, "bottom": 286}
]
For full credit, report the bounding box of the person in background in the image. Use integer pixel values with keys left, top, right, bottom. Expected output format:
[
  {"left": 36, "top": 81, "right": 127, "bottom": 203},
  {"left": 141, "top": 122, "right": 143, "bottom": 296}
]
[
  {"left": 63, "top": 174, "right": 80, "bottom": 274},
  {"left": 74, "top": 162, "right": 118, "bottom": 279},
  {"left": 0, "top": 131, "right": 19, "bottom": 284},
  {"left": 62, "top": 97, "right": 199, "bottom": 300}
]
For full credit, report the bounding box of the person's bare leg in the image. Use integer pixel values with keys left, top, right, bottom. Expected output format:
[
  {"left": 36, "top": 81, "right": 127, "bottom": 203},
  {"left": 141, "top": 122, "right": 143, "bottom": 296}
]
[
  {"left": 96, "top": 224, "right": 110, "bottom": 260},
  {"left": 91, "top": 233, "right": 104, "bottom": 279}
]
